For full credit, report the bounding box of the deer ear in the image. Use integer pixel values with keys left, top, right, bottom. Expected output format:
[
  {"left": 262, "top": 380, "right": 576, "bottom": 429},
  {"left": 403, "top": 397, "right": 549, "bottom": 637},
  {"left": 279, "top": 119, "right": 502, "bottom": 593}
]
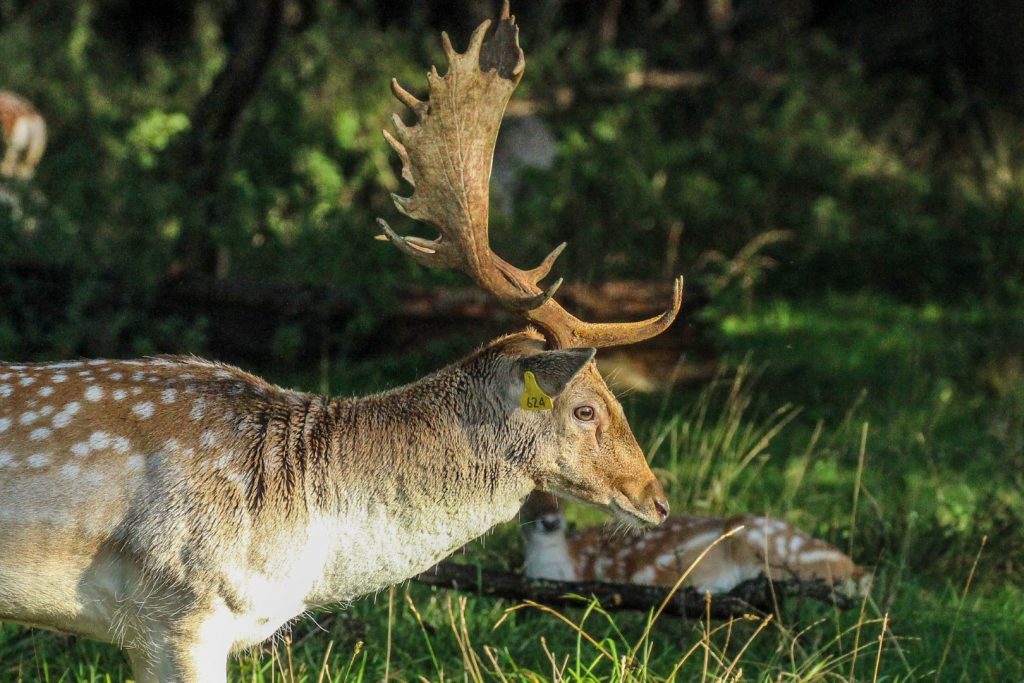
[{"left": 517, "top": 348, "right": 596, "bottom": 397}]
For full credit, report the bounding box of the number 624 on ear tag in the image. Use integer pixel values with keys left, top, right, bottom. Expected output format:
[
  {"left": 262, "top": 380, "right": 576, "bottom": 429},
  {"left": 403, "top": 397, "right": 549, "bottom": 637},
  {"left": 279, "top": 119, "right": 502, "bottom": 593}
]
[{"left": 520, "top": 371, "right": 553, "bottom": 411}]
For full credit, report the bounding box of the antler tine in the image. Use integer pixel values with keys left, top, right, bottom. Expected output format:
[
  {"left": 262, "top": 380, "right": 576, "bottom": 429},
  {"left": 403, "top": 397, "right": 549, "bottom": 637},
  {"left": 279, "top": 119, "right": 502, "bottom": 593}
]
[
  {"left": 376, "top": 4, "right": 685, "bottom": 349},
  {"left": 522, "top": 275, "right": 685, "bottom": 349}
]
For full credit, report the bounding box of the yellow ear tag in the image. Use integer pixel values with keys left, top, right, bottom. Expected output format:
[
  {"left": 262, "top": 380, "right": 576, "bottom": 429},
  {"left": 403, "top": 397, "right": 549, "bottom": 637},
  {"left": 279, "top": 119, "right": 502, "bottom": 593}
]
[{"left": 520, "top": 371, "right": 554, "bottom": 411}]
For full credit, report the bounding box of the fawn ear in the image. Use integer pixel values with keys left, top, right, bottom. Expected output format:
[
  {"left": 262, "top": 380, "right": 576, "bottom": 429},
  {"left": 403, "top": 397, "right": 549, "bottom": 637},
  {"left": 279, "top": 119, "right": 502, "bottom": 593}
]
[{"left": 517, "top": 348, "right": 596, "bottom": 397}]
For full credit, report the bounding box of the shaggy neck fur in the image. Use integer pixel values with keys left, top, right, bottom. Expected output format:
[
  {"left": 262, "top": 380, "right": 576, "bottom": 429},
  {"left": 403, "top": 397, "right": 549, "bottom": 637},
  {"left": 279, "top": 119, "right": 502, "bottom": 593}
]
[{"left": 212, "top": 344, "right": 540, "bottom": 605}]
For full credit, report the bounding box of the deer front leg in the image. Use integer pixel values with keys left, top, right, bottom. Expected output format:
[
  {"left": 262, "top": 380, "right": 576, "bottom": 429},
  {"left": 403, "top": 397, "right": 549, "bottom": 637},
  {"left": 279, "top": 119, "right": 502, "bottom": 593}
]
[{"left": 130, "top": 612, "right": 234, "bottom": 683}]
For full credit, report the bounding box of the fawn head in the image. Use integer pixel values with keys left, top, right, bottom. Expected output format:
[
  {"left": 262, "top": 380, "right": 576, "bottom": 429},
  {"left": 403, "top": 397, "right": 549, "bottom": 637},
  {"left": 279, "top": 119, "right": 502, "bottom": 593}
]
[{"left": 378, "top": 3, "right": 681, "bottom": 525}]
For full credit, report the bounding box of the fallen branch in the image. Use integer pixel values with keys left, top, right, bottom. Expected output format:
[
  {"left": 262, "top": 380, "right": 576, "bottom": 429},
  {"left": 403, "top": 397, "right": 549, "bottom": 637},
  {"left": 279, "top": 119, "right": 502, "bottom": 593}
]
[{"left": 414, "top": 561, "right": 857, "bottom": 620}]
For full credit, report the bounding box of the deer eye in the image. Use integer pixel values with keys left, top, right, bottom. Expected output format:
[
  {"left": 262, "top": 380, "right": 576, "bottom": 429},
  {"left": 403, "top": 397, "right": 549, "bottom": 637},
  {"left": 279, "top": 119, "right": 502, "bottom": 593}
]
[{"left": 573, "top": 405, "right": 596, "bottom": 422}]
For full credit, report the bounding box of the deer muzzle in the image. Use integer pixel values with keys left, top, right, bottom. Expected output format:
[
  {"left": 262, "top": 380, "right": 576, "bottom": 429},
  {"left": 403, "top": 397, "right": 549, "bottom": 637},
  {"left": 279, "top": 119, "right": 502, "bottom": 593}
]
[{"left": 613, "top": 476, "right": 670, "bottom": 527}]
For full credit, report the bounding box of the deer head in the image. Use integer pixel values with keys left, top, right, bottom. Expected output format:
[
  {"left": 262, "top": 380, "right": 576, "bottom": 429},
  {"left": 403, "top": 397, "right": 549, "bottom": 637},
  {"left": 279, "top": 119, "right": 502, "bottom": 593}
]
[{"left": 377, "top": 2, "right": 682, "bottom": 525}]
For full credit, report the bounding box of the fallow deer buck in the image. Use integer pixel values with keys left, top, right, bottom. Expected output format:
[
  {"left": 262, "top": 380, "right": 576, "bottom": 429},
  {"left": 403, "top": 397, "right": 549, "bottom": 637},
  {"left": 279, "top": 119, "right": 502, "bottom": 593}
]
[
  {"left": 0, "top": 5, "right": 682, "bottom": 681},
  {"left": 0, "top": 91, "right": 46, "bottom": 180},
  {"left": 522, "top": 493, "right": 872, "bottom": 601}
]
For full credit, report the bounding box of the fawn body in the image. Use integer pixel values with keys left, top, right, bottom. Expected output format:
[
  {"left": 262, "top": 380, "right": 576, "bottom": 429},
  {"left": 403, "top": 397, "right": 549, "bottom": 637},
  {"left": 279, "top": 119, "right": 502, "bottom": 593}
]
[
  {"left": 0, "top": 91, "right": 46, "bottom": 179},
  {"left": 522, "top": 493, "right": 871, "bottom": 598}
]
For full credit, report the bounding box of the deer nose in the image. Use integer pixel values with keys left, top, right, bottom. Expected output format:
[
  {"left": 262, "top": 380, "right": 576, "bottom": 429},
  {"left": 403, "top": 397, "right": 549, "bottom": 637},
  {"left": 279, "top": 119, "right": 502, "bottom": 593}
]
[
  {"left": 641, "top": 478, "right": 670, "bottom": 523},
  {"left": 654, "top": 497, "right": 670, "bottom": 521}
]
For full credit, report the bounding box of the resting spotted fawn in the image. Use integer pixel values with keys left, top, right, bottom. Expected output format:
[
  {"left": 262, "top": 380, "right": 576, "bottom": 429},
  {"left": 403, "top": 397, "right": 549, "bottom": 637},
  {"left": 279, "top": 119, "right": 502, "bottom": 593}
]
[{"left": 522, "top": 493, "right": 871, "bottom": 599}]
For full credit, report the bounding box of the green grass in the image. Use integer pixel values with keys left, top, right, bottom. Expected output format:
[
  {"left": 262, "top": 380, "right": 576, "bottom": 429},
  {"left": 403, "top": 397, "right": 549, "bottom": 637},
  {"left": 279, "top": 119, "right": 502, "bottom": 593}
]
[{"left": 2, "top": 292, "right": 1023, "bottom": 681}]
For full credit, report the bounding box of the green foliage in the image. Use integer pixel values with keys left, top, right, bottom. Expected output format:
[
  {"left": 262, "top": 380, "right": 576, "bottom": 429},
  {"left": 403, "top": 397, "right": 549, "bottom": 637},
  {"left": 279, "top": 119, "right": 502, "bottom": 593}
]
[{"left": 2, "top": 1, "right": 1024, "bottom": 359}]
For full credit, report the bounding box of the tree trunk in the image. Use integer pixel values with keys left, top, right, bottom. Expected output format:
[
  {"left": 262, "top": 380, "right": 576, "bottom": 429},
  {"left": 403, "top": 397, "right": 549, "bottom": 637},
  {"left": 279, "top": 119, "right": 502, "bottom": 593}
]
[{"left": 175, "top": 0, "right": 285, "bottom": 275}]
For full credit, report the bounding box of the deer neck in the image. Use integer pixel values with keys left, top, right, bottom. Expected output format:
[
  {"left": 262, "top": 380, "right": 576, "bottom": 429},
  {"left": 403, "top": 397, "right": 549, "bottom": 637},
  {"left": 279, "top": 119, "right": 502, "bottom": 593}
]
[{"left": 301, "top": 369, "right": 536, "bottom": 604}]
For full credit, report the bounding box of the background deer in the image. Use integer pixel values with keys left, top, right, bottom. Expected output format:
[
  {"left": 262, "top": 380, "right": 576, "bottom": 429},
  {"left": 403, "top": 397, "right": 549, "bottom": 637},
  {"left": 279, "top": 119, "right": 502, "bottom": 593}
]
[
  {"left": 521, "top": 493, "right": 872, "bottom": 600},
  {"left": 0, "top": 91, "right": 46, "bottom": 179},
  {"left": 0, "top": 5, "right": 682, "bottom": 682}
]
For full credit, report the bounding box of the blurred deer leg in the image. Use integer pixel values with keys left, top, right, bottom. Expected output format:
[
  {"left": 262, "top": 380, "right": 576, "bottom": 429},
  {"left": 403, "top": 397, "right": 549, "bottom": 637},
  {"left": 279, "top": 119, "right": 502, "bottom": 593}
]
[
  {"left": 140, "top": 626, "right": 230, "bottom": 683},
  {"left": 20, "top": 117, "right": 46, "bottom": 179},
  {"left": 0, "top": 144, "right": 17, "bottom": 177}
]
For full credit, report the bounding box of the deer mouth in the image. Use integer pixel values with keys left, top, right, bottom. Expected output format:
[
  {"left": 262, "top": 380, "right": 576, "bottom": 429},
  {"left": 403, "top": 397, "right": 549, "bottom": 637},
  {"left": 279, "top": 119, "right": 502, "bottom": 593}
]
[{"left": 609, "top": 496, "right": 661, "bottom": 528}]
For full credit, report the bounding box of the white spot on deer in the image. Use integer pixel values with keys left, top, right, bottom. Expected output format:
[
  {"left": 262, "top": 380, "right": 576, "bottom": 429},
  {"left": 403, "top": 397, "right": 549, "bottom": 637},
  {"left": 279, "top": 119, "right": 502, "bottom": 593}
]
[
  {"left": 215, "top": 370, "right": 232, "bottom": 379},
  {"left": 631, "top": 566, "right": 657, "bottom": 584},
  {"left": 163, "top": 438, "right": 181, "bottom": 453},
  {"left": 38, "top": 386, "right": 54, "bottom": 397},
  {"left": 89, "top": 431, "right": 111, "bottom": 450},
  {"left": 161, "top": 388, "right": 177, "bottom": 404},
  {"left": 46, "top": 361, "right": 82, "bottom": 370},
  {"left": 127, "top": 455, "right": 145, "bottom": 471},
  {"left": 29, "top": 427, "right": 51, "bottom": 441},
  {"left": 18, "top": 377, "right": 35, "bottom": 386},
  {"left": 200, "top": 430, "right": 217, "bottom": 448},
  {"left": 0, "top": 385, "right": 13, "bottom": 397},
  {"left": 109, "top": 372, "right": 123, "bottom": 381},
  {"left": 87, "top": 360, "right": 108, "bottom": 366},
  {"left": 52, "top": 401, "right": 81, "bottom": 429},
  {"left": 52, "top": 373, "right": 67, "bottom": 383},
  {"left": 131, "top": 387, "right": 143, "bottom": 396},
  {"left": 0, "top": 373, "right": 10, "bottom": 380},
  {"left": 71, "top": 442, "right": 90, "bottom": 458},
  {"left": 83, "top": 470, "right": 105, "bottom": 485},
  {"left": 39, "top": 406, "right": 54, "bottom": 416},
  {"left": 19, "top": 411, "right": 39, "bottom": 425},
  {"left": 190, "top": 398, "right": 206, "bottom": 420},
  {"left": 655, "top": 552, "right": 680, "bottom": 568},
  {"left": 61, "top": 463, "right": 80, "bottom": 479},
  {"left": 77, "top": 371, "right": 92, "bottom": 378},
  {"left": 746, "top": 530, "right": 766, "bottom": 547},
  {"left": 85, "top": 386, "right": 104, "bottom": 402},
  {"left": 112, "top": 436, "right": 131, "bottom": 454},
  {"left": 132, "top": 372, "right": 145, "bottom": 381},
  {"left": 789, "top": 535, "right": 805, "bottom": 553},
  {"left": 774, "top": 535, "right": 788, "bottom": 558},
  {"left": 0, "top": 417, "right": 11, "bottom": 433},
  {"left": 0, "top": 450, "right": 14, "bottom": 467},
  {"left": 799, "top": 549, "right": 847, "bottom": 565},
  {"left": 27, "top": 453, "right": 51, "bottom": 468},
  {"left": 132, "top": 402, "right": 155, "bottom": 419},
  {"left": 678, "top": 531, "right": 723, "bottom": 554},
  {"left": 113, "top": 389, "right": 128, "bottom": 400}
]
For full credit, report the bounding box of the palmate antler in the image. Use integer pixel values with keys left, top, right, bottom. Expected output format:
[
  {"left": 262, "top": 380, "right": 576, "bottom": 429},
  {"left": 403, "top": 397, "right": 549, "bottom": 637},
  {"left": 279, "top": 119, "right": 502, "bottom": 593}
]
[{"left": 376, "top": 1, "right": 683, "bottom": 349}]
